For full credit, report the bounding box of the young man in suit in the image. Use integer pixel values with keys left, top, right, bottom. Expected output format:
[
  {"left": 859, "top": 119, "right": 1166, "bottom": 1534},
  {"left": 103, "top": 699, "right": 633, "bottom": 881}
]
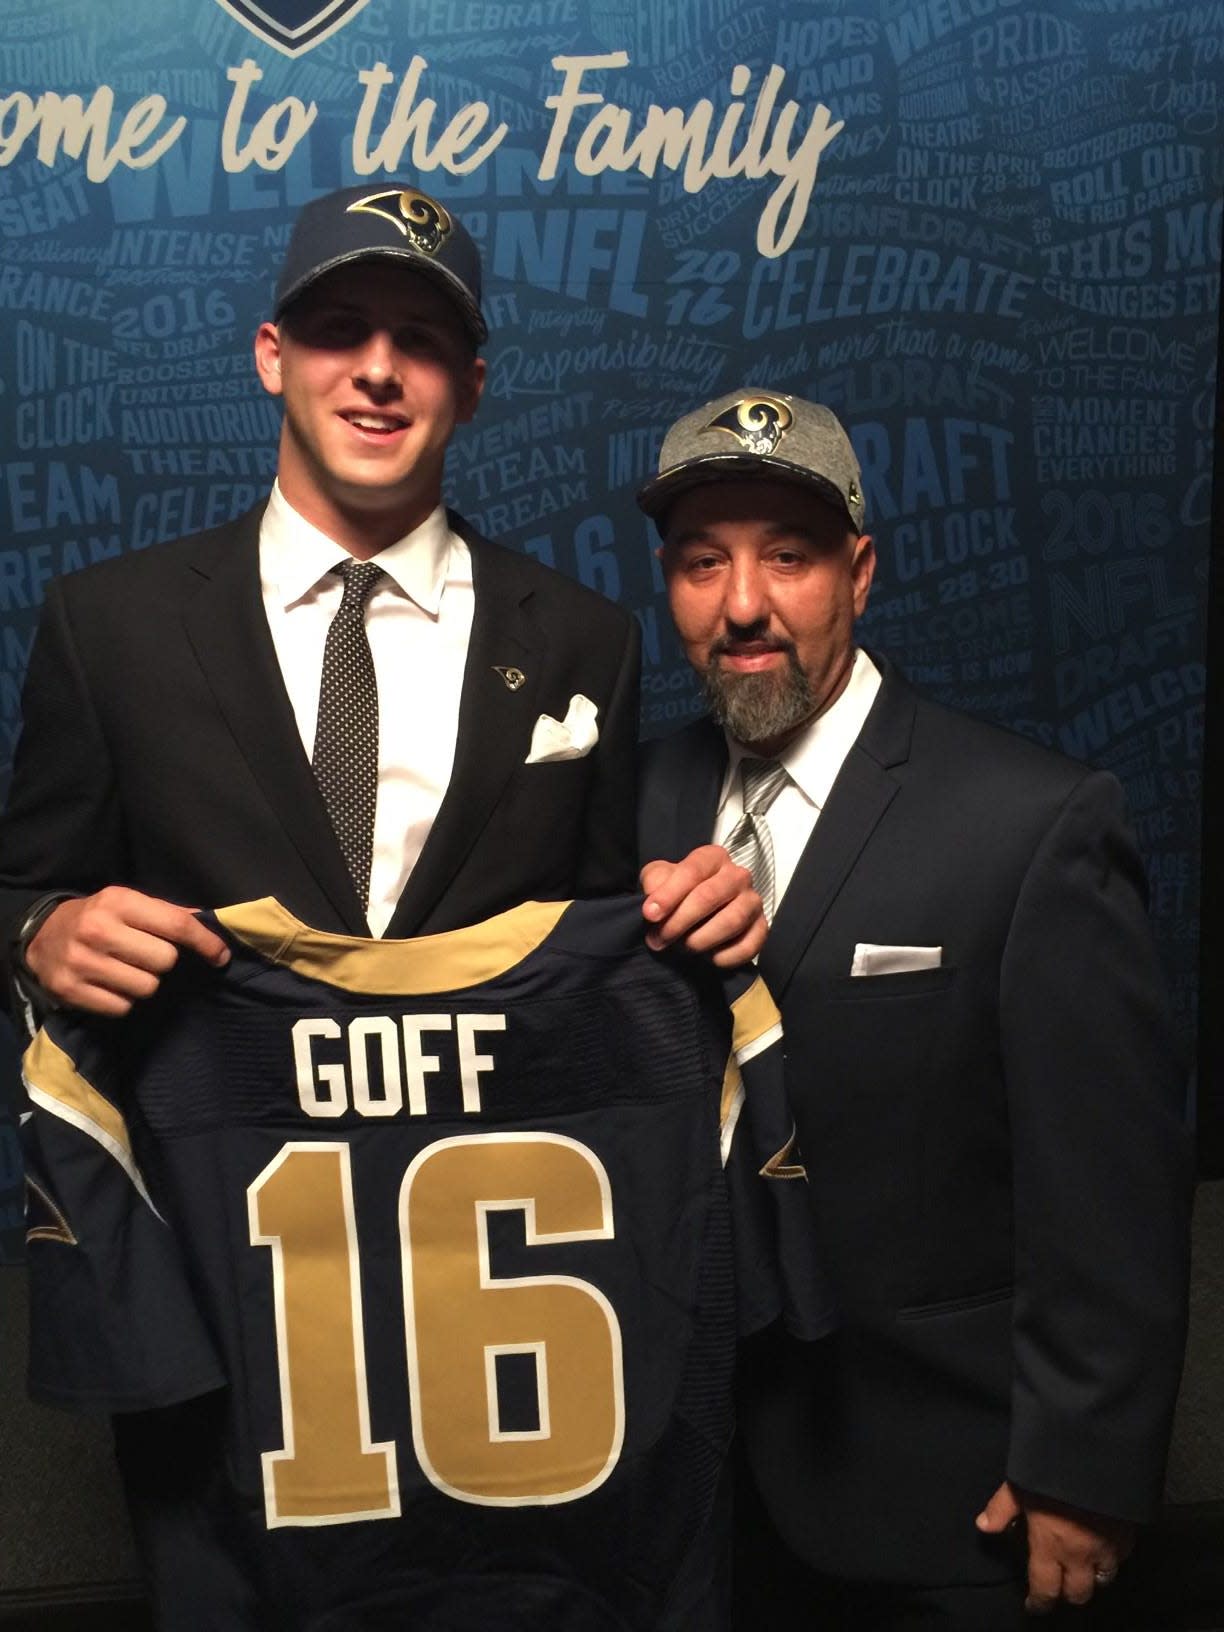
[
  {"left": 0, "top": 185, "right": 760, "bottom": 1016},
  {"left": 636, "top": 389, "right": 1193, "bottom": 1628},
  {"left": 0, "top": 191, "right": 764, "bottom": 1629}
]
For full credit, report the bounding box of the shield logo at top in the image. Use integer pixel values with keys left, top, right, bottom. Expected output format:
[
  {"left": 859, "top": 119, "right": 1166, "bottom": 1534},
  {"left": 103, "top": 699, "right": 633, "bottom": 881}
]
[{"left": 213, "top": 0, "right": 372, "bottom": 57}]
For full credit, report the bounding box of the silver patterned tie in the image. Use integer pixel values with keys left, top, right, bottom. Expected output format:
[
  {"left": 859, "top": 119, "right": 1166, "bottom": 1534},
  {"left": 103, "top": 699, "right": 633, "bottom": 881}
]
[
  {"left": 725, "top": 758, "right": 790, "bottom": 921},
  {"left": 311, "top": 559, "right": 385, "bottom": 910}
]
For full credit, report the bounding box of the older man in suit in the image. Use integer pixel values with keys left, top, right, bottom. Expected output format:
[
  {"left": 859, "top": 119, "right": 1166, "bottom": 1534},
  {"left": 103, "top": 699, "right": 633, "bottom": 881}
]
[
  {"left": 0, "top": 185, "right": 759, "bottom": 1016},
  {"left": 636, "top": 389, "right": 1192, "bottom": 1629}
]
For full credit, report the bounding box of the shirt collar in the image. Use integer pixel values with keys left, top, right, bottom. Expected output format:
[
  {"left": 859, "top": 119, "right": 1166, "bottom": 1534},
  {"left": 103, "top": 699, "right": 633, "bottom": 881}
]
[
  {"left": 260, "top": 482, "right": 456, "bottom": 615},
  {"left": 718, "top": 648, "right": 882, "bottom": 816}
]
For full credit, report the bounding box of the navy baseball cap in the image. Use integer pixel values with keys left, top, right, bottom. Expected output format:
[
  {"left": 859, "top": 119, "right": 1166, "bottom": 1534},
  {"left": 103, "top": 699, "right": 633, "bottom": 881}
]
[{"left": 274, "top": 184, "right": 487, "bottom": 345}]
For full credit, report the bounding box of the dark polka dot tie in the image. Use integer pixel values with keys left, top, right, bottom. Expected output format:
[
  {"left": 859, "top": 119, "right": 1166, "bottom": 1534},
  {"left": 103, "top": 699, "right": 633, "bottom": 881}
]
[
  {"left": 726, "top": 758, "right": 790, "bottom": 922},
  {"left": 312, "top": 559, "right": 385, "bottom": 911}
]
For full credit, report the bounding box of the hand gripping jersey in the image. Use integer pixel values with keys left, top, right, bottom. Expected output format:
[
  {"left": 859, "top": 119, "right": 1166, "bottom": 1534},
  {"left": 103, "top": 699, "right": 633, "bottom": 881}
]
[{"left": 21, "top": 896, "right": 833, "bottom": 1632}]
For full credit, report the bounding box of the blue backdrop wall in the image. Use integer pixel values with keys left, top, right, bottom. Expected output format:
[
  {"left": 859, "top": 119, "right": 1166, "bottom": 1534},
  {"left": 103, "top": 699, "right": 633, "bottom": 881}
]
[{"left": 0, "top": 0, "right": 1220, "bottom": 1257}]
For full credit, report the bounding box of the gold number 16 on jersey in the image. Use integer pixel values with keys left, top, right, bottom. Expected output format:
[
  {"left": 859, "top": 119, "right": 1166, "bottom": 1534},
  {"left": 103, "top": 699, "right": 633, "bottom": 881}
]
[{"left": 247, "top": 1132, "right": 626, "bottom": 1527}]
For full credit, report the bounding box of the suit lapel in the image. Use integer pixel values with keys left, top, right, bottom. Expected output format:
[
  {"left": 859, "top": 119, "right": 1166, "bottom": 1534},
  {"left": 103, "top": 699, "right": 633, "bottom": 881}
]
[
  {"left": 387, "top": 529, "right": 541, "bottom": 937},
  {"left": 762, "top": 662, "right": 916, "bottom": 997},
  {"left": 670, "top": 722, "right": 727, "bottom": 858},
  {"left": 180, "top": 510, "right": 368, "bottom": 932},
  {"left": 675, "top": 728, "right": 726, "bottom": 854}
]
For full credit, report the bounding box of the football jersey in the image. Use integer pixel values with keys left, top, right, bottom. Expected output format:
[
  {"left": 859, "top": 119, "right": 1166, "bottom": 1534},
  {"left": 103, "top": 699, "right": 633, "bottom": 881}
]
[{"left": 21, "top": 895, "right": 833, "bottom": 1631}]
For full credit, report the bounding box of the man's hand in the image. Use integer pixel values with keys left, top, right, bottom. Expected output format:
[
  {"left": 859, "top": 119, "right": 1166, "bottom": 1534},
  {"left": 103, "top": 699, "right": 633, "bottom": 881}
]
[
  {"left": 25, "top": 887, "right": 231, "bottom": 1016},
  {"left": 976, "top": 1480, "right": 1135, "bottom": 1613},
  {"left": 639, "top": 845, "right": 766, "bottom": 967}
]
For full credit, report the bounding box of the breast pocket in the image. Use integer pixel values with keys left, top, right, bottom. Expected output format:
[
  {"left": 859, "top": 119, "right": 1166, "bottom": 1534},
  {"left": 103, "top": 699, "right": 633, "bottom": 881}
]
[
  {"left": 497, "top": 758, "right": 594, "bottom": 889},
  {"left": 827, "top": 966, "right": 957, "bottom": 1001},
  {"left": 803, "top": 966, "right": 961, "bottom": 1123}
]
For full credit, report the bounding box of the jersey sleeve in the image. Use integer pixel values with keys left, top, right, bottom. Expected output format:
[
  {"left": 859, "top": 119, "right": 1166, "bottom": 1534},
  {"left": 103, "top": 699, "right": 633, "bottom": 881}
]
[
  {"left": 721, "top": 972, "right": 838, "bottom": 1342},
  {"left": 21, "top": 1019, "right": 227, "bottom": 1412}
]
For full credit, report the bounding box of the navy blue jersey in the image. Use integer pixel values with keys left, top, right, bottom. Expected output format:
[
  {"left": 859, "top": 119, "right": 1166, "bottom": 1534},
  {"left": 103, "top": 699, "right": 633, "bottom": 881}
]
[{"left": 22, "top": 895, "right": 831, "bottom": 1630}]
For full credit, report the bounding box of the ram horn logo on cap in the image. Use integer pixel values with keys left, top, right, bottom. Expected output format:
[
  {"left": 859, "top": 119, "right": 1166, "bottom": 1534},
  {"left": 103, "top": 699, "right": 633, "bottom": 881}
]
[
  {"left": 346, "top": 188, "right": 453, "bottom": 256},
  {"left": 706, "top": 397, "right": 794, "bottom": 457}
]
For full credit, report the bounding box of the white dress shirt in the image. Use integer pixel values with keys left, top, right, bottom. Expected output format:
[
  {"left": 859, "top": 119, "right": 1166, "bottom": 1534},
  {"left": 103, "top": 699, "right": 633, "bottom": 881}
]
[
  {"left": 259, "top": 483, "right": 475, "bottom": 936},
  {"left": 713, "top": 648, "right": 882, "bottom": 911}
]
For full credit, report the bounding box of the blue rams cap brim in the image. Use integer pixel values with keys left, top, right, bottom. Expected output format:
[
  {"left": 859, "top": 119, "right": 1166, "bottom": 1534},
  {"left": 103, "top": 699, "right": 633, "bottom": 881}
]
[
  {"left": 637, "top": 453, "right": 859, "bottom": 530},
  {"left": 272, "top": 185, "right": 487, "bottom": 344},
  {"left": 275, "top": 246, "right": 488, "bottom": 344}
]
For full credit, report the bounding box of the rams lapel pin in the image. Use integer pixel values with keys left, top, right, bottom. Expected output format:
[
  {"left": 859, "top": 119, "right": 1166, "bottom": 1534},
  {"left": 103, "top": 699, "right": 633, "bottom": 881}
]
[{"left": 493, "top": 666, "right": 526, "bottom": 691}]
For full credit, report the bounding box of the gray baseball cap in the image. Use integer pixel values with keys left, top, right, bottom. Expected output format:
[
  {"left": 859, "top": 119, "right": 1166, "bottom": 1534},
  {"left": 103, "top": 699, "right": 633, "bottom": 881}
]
[
  {"left": 636, "top": 389, "right": 865, "bottom": 532},
  {"left": 274, "top": 183, "right": 487, "bottom": 345}
]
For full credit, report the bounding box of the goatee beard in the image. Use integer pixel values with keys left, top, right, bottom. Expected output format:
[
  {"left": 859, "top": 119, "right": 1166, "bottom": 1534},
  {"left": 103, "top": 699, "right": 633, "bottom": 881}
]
[{"left": 701, "top": 642, "right": 815, "bottom": 747}]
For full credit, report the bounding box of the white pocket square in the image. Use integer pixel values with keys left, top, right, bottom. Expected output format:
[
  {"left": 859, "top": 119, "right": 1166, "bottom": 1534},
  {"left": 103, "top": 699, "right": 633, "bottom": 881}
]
[
  {"left": 851, "top": 943, "right": 942, "bottom": 976},
  {"left": 524, "top": 693, "right": 600, "bottom": 764}
]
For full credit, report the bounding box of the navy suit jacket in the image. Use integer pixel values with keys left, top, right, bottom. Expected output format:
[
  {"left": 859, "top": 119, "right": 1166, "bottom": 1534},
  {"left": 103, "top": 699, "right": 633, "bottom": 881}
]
[{"left": 639, "top": 659, "right": 1192, "bottom": 1585}]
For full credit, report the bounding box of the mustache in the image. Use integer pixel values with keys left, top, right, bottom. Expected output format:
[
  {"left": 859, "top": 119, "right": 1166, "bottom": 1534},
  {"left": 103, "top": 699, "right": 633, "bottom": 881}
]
[{"left": 708, "top": 627, "right": 797, "bottom": 659}]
